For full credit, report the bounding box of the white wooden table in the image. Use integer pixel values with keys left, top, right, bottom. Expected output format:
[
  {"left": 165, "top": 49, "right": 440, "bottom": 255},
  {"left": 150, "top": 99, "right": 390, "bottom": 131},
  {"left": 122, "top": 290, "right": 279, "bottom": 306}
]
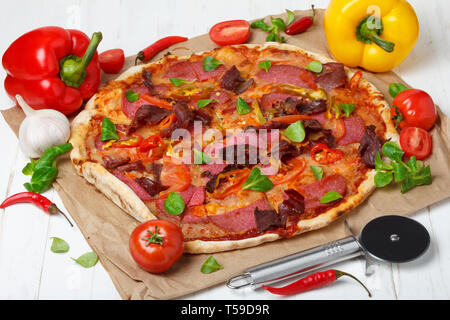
[{"left": 0, "top": 0, "right": 449, "bottom": 300}]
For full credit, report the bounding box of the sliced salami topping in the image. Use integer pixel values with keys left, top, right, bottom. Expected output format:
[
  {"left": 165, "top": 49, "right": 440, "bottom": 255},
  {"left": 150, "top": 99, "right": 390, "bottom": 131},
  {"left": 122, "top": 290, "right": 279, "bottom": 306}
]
[
  {"left": 202, "top": 163, "right": 228, "bottom": 175},
  {"left": 128, "top": 104, "right": 173, "bottom": 132},
  {"left": 278, "top": 189, "right": 305, "bottom": 219},
  {"left": 192, "top": 61, "right": 226, "bottom": 81},
  {"left": 182, "top": 207, "right": 208, "bottom": 224},
  {"left": 358, "top": 125, "right": 384, "bottom": 168},
  {"left": 135, "top": 177, "right": 168, "bottom": 197},
  {"left": 165, "top": 60, "right": 197, "bottom": 81},
  {"left": 209, "top": 198, "right": 271, "bottom": 232},
  {"left": 111, "top": 169, "right": 152, "bottom": 201},
  {"left": 209, "top": 90, "right": 231, "bottom": 105},
  {"left": 188, "top": 186, "right": 206, "bottom": 207},
  {"left": 256, "top": 65, "right": 314, "bottom": 88},
  {"left": 338, "top": 115, "right": 366, "bottom": 146},
  {"left": 315, "top": 63, "right": 346, "bottom": 91},
  {"left": 102, "top": 156, "right": 130, "bottom": 170},
  {"left": 121, "top": 86, "right": 150, "bottom": 119},
  {"left": 299, "top": 174, "right": 347, "bottom": 209}
]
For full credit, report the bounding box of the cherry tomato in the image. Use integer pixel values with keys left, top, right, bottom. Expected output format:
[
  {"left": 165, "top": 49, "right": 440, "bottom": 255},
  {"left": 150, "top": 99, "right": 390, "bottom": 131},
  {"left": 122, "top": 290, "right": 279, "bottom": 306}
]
[
  {"left": 159, "top": 157, "right": 191, "bottom": 197},
  {"left": 209, "top": 20, "right": 250, "bottom": 46},
  {"left": 99, "top": 49, "right": 125, "bottom": 74},
  {"left": 391, "top": 89, "right": 437, "bottom": 131},
  {"left": 400, "top": 127, "right": 432, "bottom": 160},
  {"left": 129, "top": 220, "right": 184, "bottom": 273},
  {"left": 139, "top": 135, "right": 164, "bottom": 152},
  {"left": 270, "top": 158, "right": 306, "bottom": 185}
]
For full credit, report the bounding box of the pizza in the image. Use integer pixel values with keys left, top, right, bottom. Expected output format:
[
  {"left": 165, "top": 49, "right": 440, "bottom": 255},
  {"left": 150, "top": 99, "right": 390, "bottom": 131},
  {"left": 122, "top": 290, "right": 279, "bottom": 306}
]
[{"left": 70, "top": 43, "right": 398, "bottom": 253}]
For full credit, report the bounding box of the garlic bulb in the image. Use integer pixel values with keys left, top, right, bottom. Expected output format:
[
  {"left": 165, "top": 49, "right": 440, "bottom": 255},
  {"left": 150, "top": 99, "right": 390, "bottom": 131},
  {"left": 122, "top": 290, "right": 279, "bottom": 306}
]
[{"left": 17, "top": 95, "right": 71, "bottom": 158}]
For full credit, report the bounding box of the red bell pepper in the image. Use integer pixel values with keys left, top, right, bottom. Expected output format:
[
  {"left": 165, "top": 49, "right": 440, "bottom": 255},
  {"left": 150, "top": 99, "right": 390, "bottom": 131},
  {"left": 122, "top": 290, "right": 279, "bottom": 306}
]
[{"left": 2, "top": 27, "right": 103, "bottom": 115}]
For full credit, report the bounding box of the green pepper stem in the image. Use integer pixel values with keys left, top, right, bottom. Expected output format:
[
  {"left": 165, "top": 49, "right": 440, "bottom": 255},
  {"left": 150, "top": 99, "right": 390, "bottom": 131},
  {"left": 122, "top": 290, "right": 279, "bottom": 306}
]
[
  {"left": 371, "top": 33, "right": 395, "bottom": 53},
  {"left": 334, "top": 270, "right": 372, "bottom": 297},
  {"left": 59, "top": 32, "right": 103, "bottom": 88},
  {"left": 356, "top": 16, "right": 395, "bottom": 53}
]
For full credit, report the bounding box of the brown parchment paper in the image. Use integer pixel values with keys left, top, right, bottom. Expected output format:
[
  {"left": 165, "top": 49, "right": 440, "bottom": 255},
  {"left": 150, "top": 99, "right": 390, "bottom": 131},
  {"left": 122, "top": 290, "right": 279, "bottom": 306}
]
[{"left": 2, "top": 9, "right": 450, "bottom": 300}]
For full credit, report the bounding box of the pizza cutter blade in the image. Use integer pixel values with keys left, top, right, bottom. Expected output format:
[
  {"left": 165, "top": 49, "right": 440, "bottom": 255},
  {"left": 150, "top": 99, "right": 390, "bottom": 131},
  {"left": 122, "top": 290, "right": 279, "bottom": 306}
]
[{"left": 226, "top": 215, "right": 430, "bottom": 289}]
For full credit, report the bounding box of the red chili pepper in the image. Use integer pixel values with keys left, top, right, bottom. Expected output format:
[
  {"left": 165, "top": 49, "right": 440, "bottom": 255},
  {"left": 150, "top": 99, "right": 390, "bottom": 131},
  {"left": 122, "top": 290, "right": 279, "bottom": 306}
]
[
  {"left": 285, "top": 5, "right": 315, "bottom": 35},
  {"left": 0, "top": 192, "right": 73, "bottom": 227},
  {"left": 2, "top": 27, "right": 103, "bottom": 115},
  {"left": 262, "top": 269, "right": 371, "bottom": 297},
  {"left": 139, "top": 135, "right": 164, "bottom": 152},
  {"left": 135, "top": 36, "right": 188, "bottom": 65},
  {"left": 311, "top": 143, "right": 344, "bottom": 164},
  {"left": 111, "top": 133, "right": 143, "bottom": 149}
]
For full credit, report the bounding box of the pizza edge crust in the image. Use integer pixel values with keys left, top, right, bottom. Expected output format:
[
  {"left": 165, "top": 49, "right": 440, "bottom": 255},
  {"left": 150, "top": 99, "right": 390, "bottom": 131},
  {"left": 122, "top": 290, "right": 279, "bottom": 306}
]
[{"left": 70, "top": 43, "right": 399, "bottom": 254}]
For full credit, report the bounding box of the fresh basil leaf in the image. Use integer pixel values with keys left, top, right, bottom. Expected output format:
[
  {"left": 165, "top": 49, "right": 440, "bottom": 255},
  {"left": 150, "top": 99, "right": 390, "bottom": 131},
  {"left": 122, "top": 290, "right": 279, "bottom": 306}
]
[
  {"left": 125, "top": 89, "right": 139, "bottom": 102},
  {"left": 286, "top": 9, "right": 295, "bottom": 26},
  {"left": 392, "top": 161, "right": 407, "bottom": 182},
  {"left": 258, "top": 60, "right": 272, "bottom": 72},
  {"left": 50, "top": 237, "right": 70, "bottom": 253},
  {"left": 250, "top": 19, "right": 271, "bottom": 32},
  {"left": 164, "top": 192, "right": 185, "bottom": 216},
  {"left": 271, "top": 17, "right": 286, "bottom": 31},
  {"left": 382, "top": 141, "right": 404, "bottom": 162},
  {"left": 72, "top": 252, "right": 98, "bottom": 268},
  {"left": 201, "top": 256, "right": 223, "bottom": 274},
  {"left": 389, "top": 83, "right": 408, "bottom": 98},
  {"left": 374, "top": 171, "right": 393, "bottom": 187},
  {"left": 34, "top": 143, "right": 73, "bottom": 171},
  {"left": 22, "top": 159, "right": 36, "bottom": 176},
  {"left": 203, "top": 56, "right": 224, "bottom": 72},
  {"left": 241, "top": 167, "right": 274, "bottom": 192},
  {"left": 400, "top": 174, "right": 416, "bottom": 193},
  {"left": 340, "top": 104, "right": 355, "bottom": 117},
  {"left": 305, "top": 61, "right": 323, "bottom": 73},
  {"left": 406, "top": 156, "right": 424, "bottom": 173},
  {"left": 282, "top": 120, "right": 305, "bottom": 143},
  {"left": 169, "top": 78, "right": 188, "bottom": 87},
  {"left": 236, "top": 97, "right": 251, "bottom": 115},
  {"left": 100, "top": 117, "right": 119, "bottom": 141},
  {"left": 266, "top": 32, "right": 277, "bottom": 42},
  {"left": 320, "top": 191, "right": 343, "bottom": 204},
  {"left": 408, "top": 165, "right": 432, "bottom": 188},
  {"left": 197, "top": 99, "right": 218, "bottom": 108},
  {"left": 193, "top": 148, "right": 211, "bottom": 164},
  {"left": 310, "top": 166, "right": 323, "bottom": 180}
]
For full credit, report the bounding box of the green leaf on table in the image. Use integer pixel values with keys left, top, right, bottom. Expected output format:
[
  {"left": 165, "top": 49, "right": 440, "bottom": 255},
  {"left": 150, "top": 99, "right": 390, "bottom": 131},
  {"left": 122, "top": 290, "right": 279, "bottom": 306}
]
[
  {"left": 374, "top": 171, "right": 393, "bottom": 187},
  {"left": 50, "top": 237, "right": 70, "bottom": 253},
  {"left": 282, "top": 120, "right": 305, "bottom": 143},
  {"left": 164, "top": 192, "right": 185, "bottom": 216},
  {"left": 286, "top": 9, "right": 295, "bottom": 26},
  {"left": 72, "top": 252, "right": 98, "bottom": 268},
  {"left": 22, "top": 159, "right": 36, "bottom": 176},
  {"left": 201, "top": 256, "right": 223, "bottom": 274},
  {"left": 270, "top": 17, "right": 286, "bottom": 31},
  {"left": 392, "top": 161, "right": 407, "bottom": 182},
  {"left": 241, "top": 167, "right": 273, "bottom": 192},
  {"left": 382, "top": 141, "right": 404, "bottom": 162},
  {"left": 389, "top": 83, "right": 408, "bottom": 98},
  {"left": 100, "top": 117, "right": 119, "bottom": 142}
]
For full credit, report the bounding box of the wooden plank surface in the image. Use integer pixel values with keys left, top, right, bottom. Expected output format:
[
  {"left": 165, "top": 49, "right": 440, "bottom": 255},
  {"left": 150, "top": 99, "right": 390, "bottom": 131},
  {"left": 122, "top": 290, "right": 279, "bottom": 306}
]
[{"left": 0, "top": 0, "right": 448, "bottom": 300}]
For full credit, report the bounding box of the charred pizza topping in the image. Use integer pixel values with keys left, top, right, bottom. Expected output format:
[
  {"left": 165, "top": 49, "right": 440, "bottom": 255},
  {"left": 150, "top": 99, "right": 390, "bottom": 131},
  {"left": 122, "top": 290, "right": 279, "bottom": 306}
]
[
  {"left": 254, "top": 207, "right": 284, "bottom": 232},
  {"left": 129, "top": 105, "right": 173, "bottom": 132},
  {"left": 102, "top": 156, "right": 130, "bottom": 169},
  {"left": 220, "top": 66, "right": 254, "bottom": 94},
  {"left": 117, "top": 160, "right": 145, "bottom": 172},
  {"left": 297, "top": 99, "right": 327, "bottom": 115},
  {"left": 142, "top": 69, "right": 157, "bottom": 96},
  {"left": 135, "top": 177, "right": 169, "bottom": 197},
  {"left": 358, "top": 125, "right": 384, "bottom": 168}
]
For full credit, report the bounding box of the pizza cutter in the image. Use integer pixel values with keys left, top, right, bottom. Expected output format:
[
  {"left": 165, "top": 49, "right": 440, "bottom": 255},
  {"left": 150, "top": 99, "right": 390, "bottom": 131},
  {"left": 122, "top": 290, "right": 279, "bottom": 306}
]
[{"left": 226, "top": 215, "right": 430, "bottom": 289}]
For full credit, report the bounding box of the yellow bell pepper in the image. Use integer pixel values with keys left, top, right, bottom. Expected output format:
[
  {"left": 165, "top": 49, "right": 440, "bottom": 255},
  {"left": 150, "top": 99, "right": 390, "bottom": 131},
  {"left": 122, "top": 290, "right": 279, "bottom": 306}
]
[{"left": 323, "top": 0, "right": 419, "bottom": 72}]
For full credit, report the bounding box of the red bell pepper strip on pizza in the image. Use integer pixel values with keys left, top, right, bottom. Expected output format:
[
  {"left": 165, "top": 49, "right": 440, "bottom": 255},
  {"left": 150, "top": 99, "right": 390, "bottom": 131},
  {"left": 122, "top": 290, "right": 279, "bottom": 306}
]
[
  {"left": 135, "top": 36, "right": 188, "bottom": 65},
  {"left": 262, "top": 269, "right": 371, "bottom": 297},
  {"left": 2, "top": 27, "right": 103, "bottom": 115},
  {"left": 0, "top": 192, "right": 73, "bottom": 227},
  {"left": 311, "top": 143, "right": 344, "bottom": 164}
]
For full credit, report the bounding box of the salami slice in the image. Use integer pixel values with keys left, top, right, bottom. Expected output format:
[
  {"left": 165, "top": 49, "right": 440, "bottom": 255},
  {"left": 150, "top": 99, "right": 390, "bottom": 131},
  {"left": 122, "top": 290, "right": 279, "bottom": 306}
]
[
  {"left": 299, "top": 174, "right": 347, "bottom": 209},
  {"left": 338, "top": 115, "right": 366, "bottom": 146},
  {"left": 260, "top": 93, "right": 297, "bottom": 111},
  {"left": 111, "top": 170, "right": 152, "bottom": 201},
  {"left": 121, "top": 85, "right": 149, "bottom": 118},
  {"left": 256, "top": 65, "right": 314, "bottom": 88}
]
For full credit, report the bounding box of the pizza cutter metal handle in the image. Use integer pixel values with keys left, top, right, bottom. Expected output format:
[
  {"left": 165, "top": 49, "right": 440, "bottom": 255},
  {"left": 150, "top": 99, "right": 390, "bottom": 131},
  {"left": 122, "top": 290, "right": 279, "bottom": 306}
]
[{"left": 227, "top": 235, "right": 364, "bottom": 289}]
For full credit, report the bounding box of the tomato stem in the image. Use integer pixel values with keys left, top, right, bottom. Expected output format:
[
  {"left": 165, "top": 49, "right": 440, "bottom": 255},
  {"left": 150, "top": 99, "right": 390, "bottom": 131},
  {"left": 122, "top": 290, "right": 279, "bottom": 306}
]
[{"left": 142, "top": 226, "right": 165, "bottom": 246}]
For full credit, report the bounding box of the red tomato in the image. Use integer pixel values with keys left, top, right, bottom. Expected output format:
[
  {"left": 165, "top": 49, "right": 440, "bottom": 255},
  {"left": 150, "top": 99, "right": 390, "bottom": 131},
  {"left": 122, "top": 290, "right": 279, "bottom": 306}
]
[
  {"left": 99, "top": 49, "right": 125, "bottom": 74},
  {"left": 209, "top": 20, "right": 250, "bottom": 46},
  {"left": 159, "top": 157, "right": 191, "bottom": 197},
  {"left": 270, "top": 158, "right": 306, "bottom": 185},
  {"left": 400, "top": 127, "right": 432, "bottom": 160},
  {"left": 129, "top": 220, "right": 184, "bottom": 273},
  {"left": 210, "top": 168, "right": 251, "bottom": 199},
  {"left": 391, "top": 89, "right": 437, "bottom": 131}
]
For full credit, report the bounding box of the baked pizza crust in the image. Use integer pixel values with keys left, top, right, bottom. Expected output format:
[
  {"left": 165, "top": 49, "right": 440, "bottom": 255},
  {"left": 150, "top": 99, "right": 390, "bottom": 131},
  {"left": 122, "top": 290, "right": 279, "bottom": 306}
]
[{"left": 70, "top": 43, "right": 399, "bottom": 254}]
